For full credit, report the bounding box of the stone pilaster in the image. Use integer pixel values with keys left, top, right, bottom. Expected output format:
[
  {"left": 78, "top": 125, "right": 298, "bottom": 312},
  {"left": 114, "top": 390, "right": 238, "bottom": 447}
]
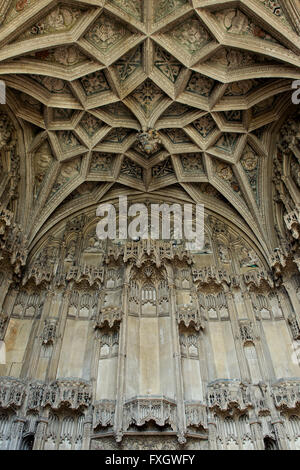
[
  {"left": 114, "top": 279, "right": 129, "bottom": 441},
  {"left": 168, "top": 275, "right": 186, "bottom": 444}
]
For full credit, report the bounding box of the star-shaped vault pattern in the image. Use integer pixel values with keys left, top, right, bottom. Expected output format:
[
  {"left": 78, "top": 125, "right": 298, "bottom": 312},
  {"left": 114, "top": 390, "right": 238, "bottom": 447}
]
[{"left": 0, "top": 0, "right": 300, "bottom": 258}]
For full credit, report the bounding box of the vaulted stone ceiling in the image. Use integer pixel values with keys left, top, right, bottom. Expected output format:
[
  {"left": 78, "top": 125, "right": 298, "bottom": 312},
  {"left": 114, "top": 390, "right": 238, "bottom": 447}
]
[{"left": 1, "top": 0, "right": 300, "bottom": 260}]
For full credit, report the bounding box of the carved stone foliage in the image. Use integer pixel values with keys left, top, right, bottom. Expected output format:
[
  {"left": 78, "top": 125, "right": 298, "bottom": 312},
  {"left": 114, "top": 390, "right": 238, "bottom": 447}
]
[
  {"left": 167, "top": 16, "right": 212, "bottom": 55},
  {"left": 154, "top": 0, "right": 188, "bottom": 23},
  {"left": 84, "top": 12, "right": 131, "bottom": 53},
  {"left": 19, "top": 5, "right": 83, "bottom": 39},
  {"left": 154, "top": 45, "right": 183, "bottom": 83}
]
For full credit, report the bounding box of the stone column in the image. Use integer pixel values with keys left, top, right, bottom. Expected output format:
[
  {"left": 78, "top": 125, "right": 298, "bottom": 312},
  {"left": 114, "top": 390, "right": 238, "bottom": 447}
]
[
  {"left": 24, "top": 287, "right": 55, "bottom": 379},
  {"left": 242, "top": 289, "right": 270, "bottom": 381},
  {"left": 90, "top": 288, "right": 104, "bottom": 390},
  {"left": 224, "top": 290, "right": 249, "bottom": 381},
  {"left": 168, "top": 273, "right": 186, "bottom": 444},
  {"left": 114, "top": 278, "right": 129, "bottom": 442},
  {"left": 47, "top": 285, "right": 73, "bottom": 381}
]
